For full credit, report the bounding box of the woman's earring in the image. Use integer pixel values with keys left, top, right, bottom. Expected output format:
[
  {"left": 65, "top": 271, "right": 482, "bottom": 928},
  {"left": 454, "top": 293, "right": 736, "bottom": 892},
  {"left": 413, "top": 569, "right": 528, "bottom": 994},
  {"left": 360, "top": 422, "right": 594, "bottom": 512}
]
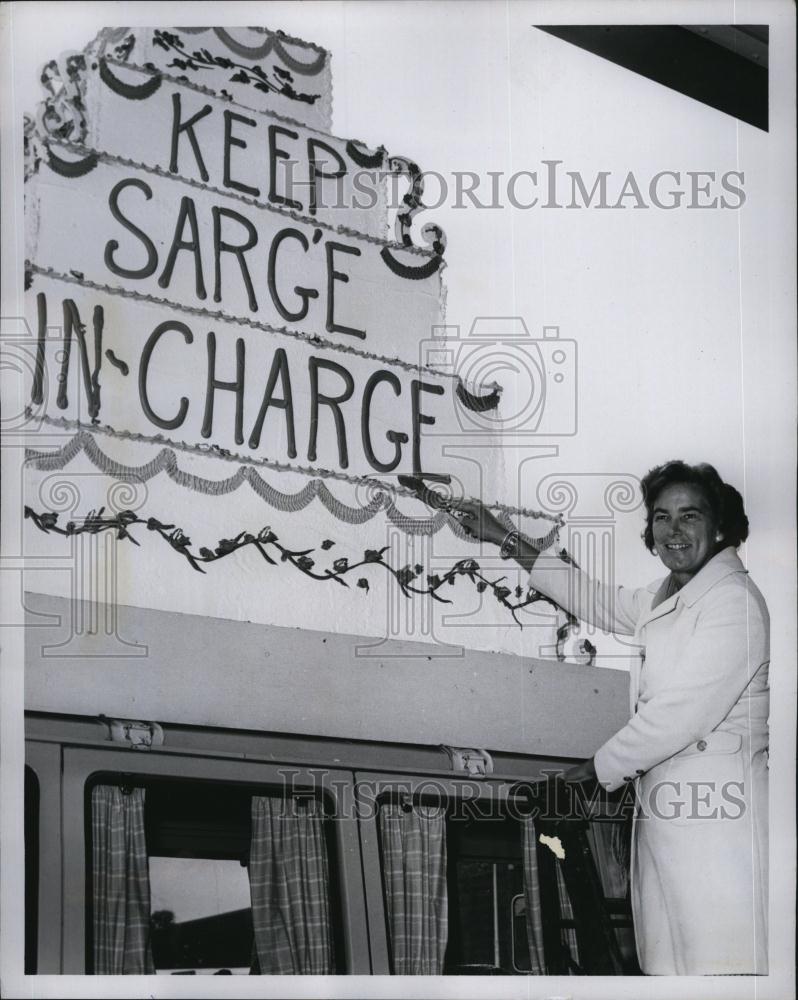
[
  {"left": 652, "top": 548, "right": 658, "bottom": 556},
  {"left": 715, "top": 533, "right": 723, "bottom": 542}
]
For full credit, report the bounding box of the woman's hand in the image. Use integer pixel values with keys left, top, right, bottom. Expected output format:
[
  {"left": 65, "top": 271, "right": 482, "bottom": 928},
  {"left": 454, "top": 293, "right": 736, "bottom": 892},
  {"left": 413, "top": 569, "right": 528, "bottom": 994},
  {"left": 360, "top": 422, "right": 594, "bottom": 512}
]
[
  {"left": 450, "top": 498, "right": 545, "bottom": 571},
  {"left": 448, "top": 499, "right": 508, "bottom": 546},
  {"left": 561, "top": 758, "right": 601, "bottom": 819},
  {"left": 562, "top": 757, "right": 598, "bottom": 785},
  {"left": 397, "top": 476, "right": 512, "bottom": 549}
]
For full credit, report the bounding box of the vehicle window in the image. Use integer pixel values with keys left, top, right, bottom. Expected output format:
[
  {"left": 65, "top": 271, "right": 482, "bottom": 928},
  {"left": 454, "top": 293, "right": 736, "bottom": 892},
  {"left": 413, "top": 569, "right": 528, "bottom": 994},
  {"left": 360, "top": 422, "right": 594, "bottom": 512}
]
[
  {"left": 375, "top": 793, "right": 634, "bottom": 976},
  {"left": 86, "top": 776, "right": 340, "bottom": 975},
  {"left": 446, "top": 813, "right": 528, "bottom": 974}
]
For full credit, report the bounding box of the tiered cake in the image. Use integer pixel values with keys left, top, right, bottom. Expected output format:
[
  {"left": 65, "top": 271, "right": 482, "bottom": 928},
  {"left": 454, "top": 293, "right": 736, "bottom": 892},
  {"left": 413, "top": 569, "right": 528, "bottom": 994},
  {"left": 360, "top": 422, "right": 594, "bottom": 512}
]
[{"left": 22, "top": 25, "right": 560, "bottom": 656}]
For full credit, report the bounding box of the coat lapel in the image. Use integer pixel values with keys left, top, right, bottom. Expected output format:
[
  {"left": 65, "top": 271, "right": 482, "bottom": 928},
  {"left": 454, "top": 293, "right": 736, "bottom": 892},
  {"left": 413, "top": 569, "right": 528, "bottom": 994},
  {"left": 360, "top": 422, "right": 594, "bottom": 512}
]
[
  {"left": 636, "top": 582, "right": 679, "bottom": 629},
  {"left": 631, "top": 549, "right": 747, "bottom": 706},
  {"left": 676, "top": 546, "right": 747, "bottom": 605},
  {"left": 636, "top": 547, "right": 746, "bottom": 631}
]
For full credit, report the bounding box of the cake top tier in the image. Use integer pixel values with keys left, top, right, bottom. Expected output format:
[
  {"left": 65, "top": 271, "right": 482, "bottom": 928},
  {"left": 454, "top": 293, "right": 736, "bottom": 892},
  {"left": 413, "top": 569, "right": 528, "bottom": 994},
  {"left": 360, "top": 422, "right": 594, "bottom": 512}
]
[{"left": 94, "top": 25, "right": 333, "bottom": 131}]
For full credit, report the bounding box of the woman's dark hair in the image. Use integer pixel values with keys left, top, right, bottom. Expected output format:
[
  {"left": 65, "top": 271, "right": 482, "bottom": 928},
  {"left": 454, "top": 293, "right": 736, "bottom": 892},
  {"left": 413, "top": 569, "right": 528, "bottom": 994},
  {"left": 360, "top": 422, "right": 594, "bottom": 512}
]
[{"left": 640, "top": 461, "right": 749, "bottom": 552}]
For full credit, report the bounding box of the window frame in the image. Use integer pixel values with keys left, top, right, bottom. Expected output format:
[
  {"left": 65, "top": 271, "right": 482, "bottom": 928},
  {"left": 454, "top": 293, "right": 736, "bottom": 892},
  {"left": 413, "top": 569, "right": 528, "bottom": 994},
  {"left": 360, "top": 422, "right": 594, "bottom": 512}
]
[
  {"left": 354, "top": 769, "right": 526, "bottom": 975},
  {"left": 61, "top": 746, "right": 368, "bottom": 974},
  {"left": 355, "top": 769, "right": 633, "bottom": 976},
  {"left": 25, "top": 741, "right": 61, "bottom": 974}
]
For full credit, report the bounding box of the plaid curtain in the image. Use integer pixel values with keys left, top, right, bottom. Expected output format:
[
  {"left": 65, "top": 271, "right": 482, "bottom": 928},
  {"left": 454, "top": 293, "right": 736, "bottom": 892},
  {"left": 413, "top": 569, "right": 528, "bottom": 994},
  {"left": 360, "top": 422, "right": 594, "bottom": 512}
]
[
  {"left": 248, "top": 796, "right": 334, "bottom": 974},
  {"left": 91, "top": 785, "right": 155, "bottom": 974},
  {"left": 520, "top": 818, "right": 546, "bottom": 974},
  {"left": 378, "top": 803, "right": 447, "bottom": 975},
  {"left": 586, "top": 821, "right": 629, "bottom": 899}
]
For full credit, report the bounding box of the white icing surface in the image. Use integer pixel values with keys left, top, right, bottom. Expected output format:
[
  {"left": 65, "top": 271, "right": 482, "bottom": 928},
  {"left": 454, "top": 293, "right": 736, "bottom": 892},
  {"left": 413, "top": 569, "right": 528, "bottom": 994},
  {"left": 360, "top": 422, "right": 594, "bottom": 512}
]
[
  {"left": 25, "top": 271, "right": 476, "bottom": 483},
  {"left": 27, "top": 155, "right": 444, "bottom": 367}
]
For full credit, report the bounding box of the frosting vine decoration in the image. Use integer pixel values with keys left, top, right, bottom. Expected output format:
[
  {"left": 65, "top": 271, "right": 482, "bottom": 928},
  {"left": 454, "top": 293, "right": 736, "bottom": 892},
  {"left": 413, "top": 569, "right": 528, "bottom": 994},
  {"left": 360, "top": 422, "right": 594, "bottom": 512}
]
[
  {"left": 24, "top": 505, "right": 562, "bottom": 627},
  {"left": 150, "top": 30, "right": 321, "bottom": 107},
  {"left": 174, "top": 26, "right": 328, "bottom": 74}
]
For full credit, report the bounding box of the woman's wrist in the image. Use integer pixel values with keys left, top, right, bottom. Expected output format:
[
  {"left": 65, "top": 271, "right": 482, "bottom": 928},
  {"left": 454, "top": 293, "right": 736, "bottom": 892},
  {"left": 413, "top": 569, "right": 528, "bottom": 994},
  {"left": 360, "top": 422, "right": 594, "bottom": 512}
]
[
  {"left": 495, "top": 529, "right": 541, "bottom": 571},
  {"left": 499, "top": 528, "right": 520, "bottom": 558},
  {"left": 512, "top": 536, "right": 542, "bottom": 572}
]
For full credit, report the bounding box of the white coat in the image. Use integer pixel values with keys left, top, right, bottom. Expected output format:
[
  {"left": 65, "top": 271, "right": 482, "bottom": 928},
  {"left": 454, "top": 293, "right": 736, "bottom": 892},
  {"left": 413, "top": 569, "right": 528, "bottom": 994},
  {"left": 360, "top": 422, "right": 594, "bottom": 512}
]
[{"left": 528, "top": 546, "right": 769, "bottom": 975}]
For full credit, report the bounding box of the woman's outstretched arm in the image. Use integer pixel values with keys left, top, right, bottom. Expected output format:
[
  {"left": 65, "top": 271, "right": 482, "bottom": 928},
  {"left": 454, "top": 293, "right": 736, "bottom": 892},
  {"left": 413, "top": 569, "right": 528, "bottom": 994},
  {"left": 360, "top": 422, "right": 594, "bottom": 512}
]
[{"left": 450, "top": 499, "right": 644, "bottom": 635}]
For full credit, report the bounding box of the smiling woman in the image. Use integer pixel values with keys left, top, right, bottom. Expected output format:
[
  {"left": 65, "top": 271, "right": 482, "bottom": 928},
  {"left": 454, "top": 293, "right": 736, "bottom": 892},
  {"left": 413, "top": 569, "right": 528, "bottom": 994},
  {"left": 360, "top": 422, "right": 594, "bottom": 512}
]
[
  {"left": 447, "top": 460, "right": 769, "bottom": 976},
  {"left": 643, "top": 462, "right": 750, "bottom": 589}
]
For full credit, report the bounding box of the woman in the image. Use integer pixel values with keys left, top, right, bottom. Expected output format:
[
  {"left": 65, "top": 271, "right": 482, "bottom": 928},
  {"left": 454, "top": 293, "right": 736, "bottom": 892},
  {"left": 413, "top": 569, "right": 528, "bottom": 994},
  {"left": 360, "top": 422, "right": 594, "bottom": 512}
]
[{"left": 450, "top": 461, "right": 769, "bottom": 976}]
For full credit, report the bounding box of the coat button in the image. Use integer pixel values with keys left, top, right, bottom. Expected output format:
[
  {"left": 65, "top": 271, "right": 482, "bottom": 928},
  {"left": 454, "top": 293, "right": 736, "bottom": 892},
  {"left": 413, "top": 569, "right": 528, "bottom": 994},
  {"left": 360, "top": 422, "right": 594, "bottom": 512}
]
[
  {"left": 623, "top": 776, "right": 633, "bottom": 782},
  {"left": 635, "top": 769, "right": 645, "bottom": 775},
  {"left": 697, "top": 739, "right": 707, "bottom": 751}
]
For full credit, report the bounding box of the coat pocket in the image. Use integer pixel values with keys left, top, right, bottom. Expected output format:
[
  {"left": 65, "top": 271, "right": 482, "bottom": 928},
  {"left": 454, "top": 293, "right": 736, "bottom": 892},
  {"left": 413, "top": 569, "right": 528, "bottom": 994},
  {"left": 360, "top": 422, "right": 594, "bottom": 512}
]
[
  {"left": 651, "top": 731, "right": 746, "bottom": 826},
  {"left": 676, "top": 730, "right": 743, "bottom": 758}
]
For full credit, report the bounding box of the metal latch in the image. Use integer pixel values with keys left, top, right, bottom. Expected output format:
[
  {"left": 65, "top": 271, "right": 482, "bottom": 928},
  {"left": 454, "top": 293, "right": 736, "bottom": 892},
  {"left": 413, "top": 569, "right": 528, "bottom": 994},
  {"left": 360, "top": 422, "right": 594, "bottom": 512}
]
[
  {"left": 441, "top": 745, "right": 494, "bottom": 777},
  {"left": 102, "top": 716, "right": 164, "bottom": 750}
]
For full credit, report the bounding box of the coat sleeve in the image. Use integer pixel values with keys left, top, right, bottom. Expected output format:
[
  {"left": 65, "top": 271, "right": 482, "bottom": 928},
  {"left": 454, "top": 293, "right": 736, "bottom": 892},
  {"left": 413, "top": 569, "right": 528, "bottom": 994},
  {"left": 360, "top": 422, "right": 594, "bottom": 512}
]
[
  {"left": 528, "top": 548, "right": 649, "bottom": 637},
  {"left": 594, "top": 581, "right": 769, "bottom": 792}
]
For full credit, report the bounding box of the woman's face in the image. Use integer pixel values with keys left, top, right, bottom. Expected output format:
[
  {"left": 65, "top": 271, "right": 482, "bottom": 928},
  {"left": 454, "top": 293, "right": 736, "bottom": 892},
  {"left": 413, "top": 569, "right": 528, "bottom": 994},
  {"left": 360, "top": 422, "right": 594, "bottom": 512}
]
[{"left": 650, "top": 482, "right": 722, "bottom": 583}]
